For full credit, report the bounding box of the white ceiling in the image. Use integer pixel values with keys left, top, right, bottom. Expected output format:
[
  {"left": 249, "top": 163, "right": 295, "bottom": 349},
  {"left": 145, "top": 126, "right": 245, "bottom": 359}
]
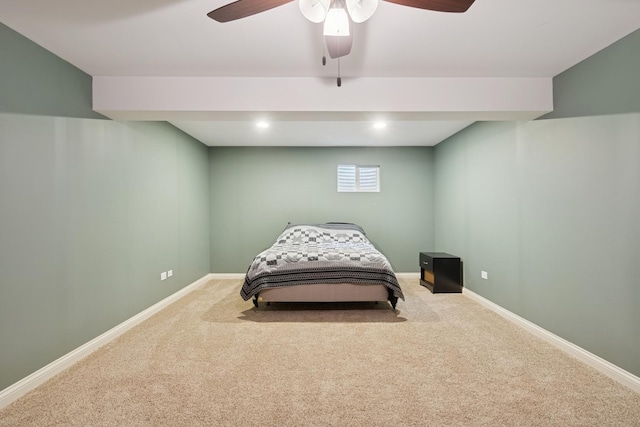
[{"left": 2, "top": 0, "right": 640, "bottom": 146}]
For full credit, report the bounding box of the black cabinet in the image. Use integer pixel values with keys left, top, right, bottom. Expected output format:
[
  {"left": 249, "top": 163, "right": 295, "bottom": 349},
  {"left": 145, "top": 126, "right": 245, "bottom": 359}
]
[{"left": 419, "top": 252, "right": 462, "bottom": 293}]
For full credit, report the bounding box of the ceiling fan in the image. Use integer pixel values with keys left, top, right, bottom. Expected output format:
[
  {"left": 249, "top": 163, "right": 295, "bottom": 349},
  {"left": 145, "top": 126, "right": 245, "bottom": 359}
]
[{"left": 208, "top": 0, "right": 475, "bottom": 86}]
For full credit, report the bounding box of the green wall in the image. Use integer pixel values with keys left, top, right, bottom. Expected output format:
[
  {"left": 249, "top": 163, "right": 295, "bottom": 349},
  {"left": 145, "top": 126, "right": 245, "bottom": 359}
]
[
  {"left": 434, "top": 116, "right": 640, "bottom": 376},
  {"left": 434, "top": 28, "right": 640, "bottom": 376},
  {"left": 0, "top": 23, "right": 103, "bottom": 119},
  {"left": 209, "top": 146, "right": 434, "bottom": 273},
  {"left": 0, "top": 115, "right": 210, "bottom": 391},
  {"left": 0, "top": 23, "right": 210, "bottom": 391},
  {"left": 543, "top": 27, "right": 640, "bottom": 119}
]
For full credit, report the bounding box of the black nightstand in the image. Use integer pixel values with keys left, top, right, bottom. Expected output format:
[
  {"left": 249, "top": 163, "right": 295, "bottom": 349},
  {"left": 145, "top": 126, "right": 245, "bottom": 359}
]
[{"left": 419, "top": 252, "right": 462, "bottom": 293}]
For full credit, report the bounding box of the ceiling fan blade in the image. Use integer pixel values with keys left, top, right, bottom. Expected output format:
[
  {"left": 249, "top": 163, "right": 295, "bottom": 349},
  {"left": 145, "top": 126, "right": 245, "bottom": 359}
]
[
  {"left": 207, "top": 0, "right": 294, "bottom": 22},
  {"left": 383, "top": 0, "right": 475, "bottom": 13}
]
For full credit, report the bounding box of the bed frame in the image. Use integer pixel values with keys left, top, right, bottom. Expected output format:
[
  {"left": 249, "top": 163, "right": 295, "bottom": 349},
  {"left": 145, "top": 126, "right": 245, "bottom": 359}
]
[{"left": 252, "top": 283, "right": 398, "bottom": 309}]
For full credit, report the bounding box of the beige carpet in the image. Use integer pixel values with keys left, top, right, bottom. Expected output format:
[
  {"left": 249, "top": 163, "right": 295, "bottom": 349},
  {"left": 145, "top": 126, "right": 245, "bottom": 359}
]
[{"left": 1, "top": 278, "right": 639, "bottom": 426}]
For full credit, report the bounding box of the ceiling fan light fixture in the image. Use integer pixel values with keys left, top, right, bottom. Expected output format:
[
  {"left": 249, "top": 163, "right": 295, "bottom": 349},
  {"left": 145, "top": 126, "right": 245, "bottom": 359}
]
[
  {"left": 299, "top": 0, "right": 330, "bottom": 23},
  {"left": 323, "top": 1, "right": 350, "bottom": 36},
  {"left": 345, "top": 0, "right": 378, "bottom": 23}
]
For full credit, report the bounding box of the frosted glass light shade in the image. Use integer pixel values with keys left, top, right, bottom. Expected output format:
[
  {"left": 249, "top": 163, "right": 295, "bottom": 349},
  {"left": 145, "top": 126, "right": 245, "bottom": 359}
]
[
  {"left": 323, "top": 7, "right": 350, "bottom": 36},
  {"left": 299, "top": 0, "right": 330, "bottom": 23},
  {"left": 345, "top": 0, "right": 378, "bottom": 23}
]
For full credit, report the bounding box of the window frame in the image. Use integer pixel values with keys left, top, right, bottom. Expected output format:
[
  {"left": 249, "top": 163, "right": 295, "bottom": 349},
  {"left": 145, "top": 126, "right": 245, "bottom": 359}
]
[{"left": 337, "top": 164, "right": 380, "bottom": 193}]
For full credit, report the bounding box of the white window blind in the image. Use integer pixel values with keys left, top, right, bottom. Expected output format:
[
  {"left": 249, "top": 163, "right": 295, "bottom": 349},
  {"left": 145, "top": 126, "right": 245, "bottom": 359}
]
[{"left": 337, "top": 165, "right": 380, "bottom": 192}]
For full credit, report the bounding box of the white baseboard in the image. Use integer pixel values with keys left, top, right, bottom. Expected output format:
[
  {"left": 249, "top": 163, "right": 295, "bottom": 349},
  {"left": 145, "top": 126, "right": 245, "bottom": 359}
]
[
  {"left": 0, "top": 273, "right": 214, "bottom": 410},
  {"left": 395, "top": 272, "right": 420, "bottom": 279},
  {"left": 463, "top": 287, "right": 640, "bottom": 394}
]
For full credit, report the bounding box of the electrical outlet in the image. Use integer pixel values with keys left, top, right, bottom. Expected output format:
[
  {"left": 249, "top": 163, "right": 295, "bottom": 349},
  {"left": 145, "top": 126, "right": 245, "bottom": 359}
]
[
  {"left": 168, "top": 270, "right": 173, "bottom": 278},
  {"left": 481, "top": 271, "right": 488, "bottom": 280},
  {"left": 161, "top": 272, "right": 167, "bottom": 281}
]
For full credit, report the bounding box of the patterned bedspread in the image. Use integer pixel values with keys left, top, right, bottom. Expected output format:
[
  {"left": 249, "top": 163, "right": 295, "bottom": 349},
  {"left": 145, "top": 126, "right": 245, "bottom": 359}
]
[{"left": 241, "top": 223, "right": 404, "bottom": 301}]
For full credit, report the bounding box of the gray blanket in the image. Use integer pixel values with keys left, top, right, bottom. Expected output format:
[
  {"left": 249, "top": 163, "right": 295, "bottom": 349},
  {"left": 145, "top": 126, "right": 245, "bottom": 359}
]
[{"left": 241, "top": 223, "right": 404, "bottom": 301}]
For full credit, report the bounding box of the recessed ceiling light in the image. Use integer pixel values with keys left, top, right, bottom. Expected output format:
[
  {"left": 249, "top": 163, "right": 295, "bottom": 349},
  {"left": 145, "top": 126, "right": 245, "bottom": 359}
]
[
  {"left": 256, "top": 121, "right": 270, "bottom": 128},
  {"left": 373, "top": 121, "right": 387, "bottom": 129}
]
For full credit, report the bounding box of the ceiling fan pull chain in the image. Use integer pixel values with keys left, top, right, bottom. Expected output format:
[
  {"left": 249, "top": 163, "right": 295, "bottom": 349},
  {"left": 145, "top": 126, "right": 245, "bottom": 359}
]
[
  {"left": 336, "top": 31, "right": 342, "bottom": 87},
  {"left": 322, "top": 34, "right": 327, "bottom": 66}
]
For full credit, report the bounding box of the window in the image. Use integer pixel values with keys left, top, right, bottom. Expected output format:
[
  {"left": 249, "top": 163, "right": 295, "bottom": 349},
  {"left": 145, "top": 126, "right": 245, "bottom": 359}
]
[{"left": 337, "top": 165, "right": 380, "bottom": 192}]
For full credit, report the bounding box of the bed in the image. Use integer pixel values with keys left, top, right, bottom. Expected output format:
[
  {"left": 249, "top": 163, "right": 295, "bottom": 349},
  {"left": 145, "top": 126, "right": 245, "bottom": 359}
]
[{"left": 241, "top": 222, "right": 404, "bottom": 309}]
